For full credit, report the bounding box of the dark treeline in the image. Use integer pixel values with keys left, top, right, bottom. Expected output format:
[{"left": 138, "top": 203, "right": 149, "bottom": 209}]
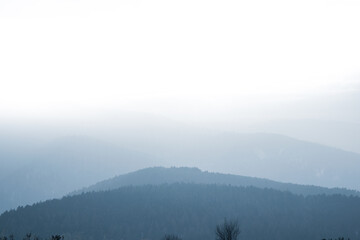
[
  {"left": 0, "top": 184, "right": 360, "bottom": 240},
  {"left": 0, "top": 234, "right": 63, "bottom": 240},
  {"left": 322, "top": 238, "right": 351, "bottom": 240}
]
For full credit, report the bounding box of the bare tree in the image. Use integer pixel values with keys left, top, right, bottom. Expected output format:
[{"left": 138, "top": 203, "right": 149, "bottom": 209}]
[
  {"left": 215, "top": 219, "right": 240, "bottom": 240},
  {"left": 161, "top": 234, "right": 182, "bottom": 240},
  {"left": 51, "top": 235, "right": 63, "bottom": 240},
  {"left": 23, "top": 233, "right": 31, "bottom": 240}
]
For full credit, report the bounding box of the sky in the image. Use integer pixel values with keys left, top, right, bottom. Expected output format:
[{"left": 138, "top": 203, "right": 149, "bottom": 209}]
[{"left": 1, "top": 0, "right": 360, "bottom": 123}]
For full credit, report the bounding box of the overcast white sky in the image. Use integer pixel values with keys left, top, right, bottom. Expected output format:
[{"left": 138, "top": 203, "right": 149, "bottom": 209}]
[{"left": 1, "top": 0, "right": 360, "bottom": 122}]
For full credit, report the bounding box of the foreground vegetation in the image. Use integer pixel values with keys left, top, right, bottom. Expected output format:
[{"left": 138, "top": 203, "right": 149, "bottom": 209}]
[{"left": 0, "top": 220, "right": 352, "bottom": 240}]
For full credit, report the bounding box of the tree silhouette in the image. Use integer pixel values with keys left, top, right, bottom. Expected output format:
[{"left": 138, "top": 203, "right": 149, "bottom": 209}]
[
  {"left": 23, "top": 233, "right": 31, "bottom": 240},
  {"left": 51, "top": 235, "right": 63, "bottom": 240},
  {"left": 215, "top": 219, "right": 240, "bottom": 240},
  {"left": 162, "top": 234, "right": 182, "bottom": 240}
]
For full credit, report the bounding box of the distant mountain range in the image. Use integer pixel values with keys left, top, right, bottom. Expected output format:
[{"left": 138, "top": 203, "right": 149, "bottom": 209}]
[
  {"left": 2, "top": 131, "right": 360, "bottom": 215},
  {"left": 73, "top": 167, "right": 360, "bottom": 197},
  {"left": 1, "top": 183, "right": 360, "bottom": 240},
  {"left": 95, "top": 114, "right": 360, "bottom": 190},
  {"left": 0, "top": 136, "right": 161, "bottom": 214},
  {"left": 115, "top": 131, "right": 360, "bottom": 191}
]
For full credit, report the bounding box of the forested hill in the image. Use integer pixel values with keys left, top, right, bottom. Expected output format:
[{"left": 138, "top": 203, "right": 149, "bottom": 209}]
[
  {"left": 73, "top": 167, "right": 360, "bottom": 197},
  {"left": 1, "top": 184, "right": 360, "bottom": 240}
]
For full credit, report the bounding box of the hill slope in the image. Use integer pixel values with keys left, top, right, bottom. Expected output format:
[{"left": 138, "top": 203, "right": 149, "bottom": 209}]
[
  {"left": 1, "top": 184, "right": 360, "bottom": 240},
  {"left": 73, "top": 167, "right": 360, "bottom": 197}
]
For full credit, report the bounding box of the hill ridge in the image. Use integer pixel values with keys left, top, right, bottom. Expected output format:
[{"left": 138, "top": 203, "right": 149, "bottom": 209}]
[{"left": 71, "top": 166, "right": 360, "bottom": 197}]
